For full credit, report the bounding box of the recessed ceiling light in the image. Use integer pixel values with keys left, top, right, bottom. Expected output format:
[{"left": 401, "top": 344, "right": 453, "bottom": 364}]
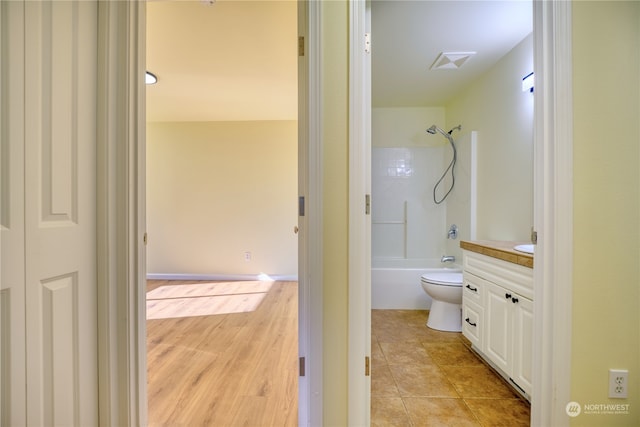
[
  {"left": 145, "top": 71, "right": 158, "bottom": 85},
  {"left": 430, "top": 52, "right": 476, "bottom": 70}
]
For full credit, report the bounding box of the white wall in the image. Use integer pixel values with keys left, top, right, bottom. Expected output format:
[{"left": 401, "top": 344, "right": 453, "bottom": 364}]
[
  {"left": 146, "top": 121, "right": 298, "bottom": 279},
  {"left": 446, "top": 33, "right": 534, "bottom": 242}
]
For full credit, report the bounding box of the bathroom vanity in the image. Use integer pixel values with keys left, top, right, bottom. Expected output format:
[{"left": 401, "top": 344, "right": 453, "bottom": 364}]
[{"left": 460, "top": 240, "right": 534, "bottom": 400}]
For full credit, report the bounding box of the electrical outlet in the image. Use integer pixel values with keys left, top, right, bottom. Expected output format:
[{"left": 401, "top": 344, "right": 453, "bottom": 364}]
[
  {"left": 608, "top": 369, "right": 628, "bottom": 398},
  {"left": 244, "top": 251, "right": 251, "bottom": 262}
]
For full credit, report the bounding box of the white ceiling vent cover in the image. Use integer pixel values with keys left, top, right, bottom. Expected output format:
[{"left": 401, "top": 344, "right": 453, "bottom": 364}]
[{"left": 430, "top": 52, "right": 476, "bottom": 70}]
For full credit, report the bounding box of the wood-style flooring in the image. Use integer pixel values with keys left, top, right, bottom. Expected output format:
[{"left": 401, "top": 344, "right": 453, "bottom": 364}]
[{"left": 146, "top": 280, "right": 298, "bottom": 427}]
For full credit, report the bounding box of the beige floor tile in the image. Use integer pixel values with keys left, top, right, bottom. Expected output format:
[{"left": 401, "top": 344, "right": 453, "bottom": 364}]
[
  {"left": 422, "top": 341, "right": 484, "bottom": 366},
  {"left": 408, "top": 324, "right": 464, "bottom": 343},
  {"left": 372, "top": 364, "right": 401, "bottom": 397},
  {"left": 380, "top": 341, "right": 435, "bottom": 366},
  {"left": 464, "top": 398, "right": 531, "bottom": 426},
  {"left": 370, "top": 397, "right": 411, "bottom": 427},
  {"left": 372, "top": 338, "right": 388, "bottom": 367},
  {"left": 403, "top": 397, "right": 481, "bottom": 427},
  {"left": 371, "top": 310, "right": 529, "bottom": 426},
  {"left": 375, "top": 325, "right": 427, "bottom": 343},
  {"left": 441, "top": 365, "right": 518, "bottom": 399},
  {"left": 389, "top": 364, "right": 459, "bottom": 398}
]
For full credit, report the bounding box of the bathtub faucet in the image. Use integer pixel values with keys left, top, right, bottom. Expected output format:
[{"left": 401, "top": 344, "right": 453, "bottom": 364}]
[{"left": 441, "top": 255, "right": 455, "bottom": 263}]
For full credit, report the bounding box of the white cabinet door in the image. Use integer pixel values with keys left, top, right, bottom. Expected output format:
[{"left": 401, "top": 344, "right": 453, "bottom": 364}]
[
  {"left": 511, "top": 295, "right": 533, "bottom": 396},
  {"left": 484, "top": 282, "right": 511, "bottom": 374}
]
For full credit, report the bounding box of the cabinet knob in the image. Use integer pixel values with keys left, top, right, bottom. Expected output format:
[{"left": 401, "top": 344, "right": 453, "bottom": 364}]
[
  {"left": 505, "top": 293, "right": 512, "bottom": 299},
  {"left": 465, "top": 317, "right": 477, "bottom": 327},
  {"left": 512, "top": 297, "right": 519, "bottom": 304},
  {"left": 465, "top": 284, "right": 478, "bottom": 292}
]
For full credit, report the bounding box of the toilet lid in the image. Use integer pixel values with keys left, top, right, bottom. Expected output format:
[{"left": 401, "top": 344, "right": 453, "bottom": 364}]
[{"left": 421, "top": 272, "right": 463, "bottom": 287}]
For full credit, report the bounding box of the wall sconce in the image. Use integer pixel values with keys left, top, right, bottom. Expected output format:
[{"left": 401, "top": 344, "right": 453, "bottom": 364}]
[
  {"left": 522, "top": 72, "right": 534, "bottom": 93},
  {"left": 145, "top": 71, "right": 158, "bottom": 85}
]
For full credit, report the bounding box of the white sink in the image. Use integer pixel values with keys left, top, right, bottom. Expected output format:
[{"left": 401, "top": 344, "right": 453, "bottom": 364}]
[{"left": 514, "top": 244, "right": 534, "bottom": 254}]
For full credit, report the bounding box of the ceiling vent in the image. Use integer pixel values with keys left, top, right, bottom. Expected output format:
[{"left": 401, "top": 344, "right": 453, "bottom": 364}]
[{"left": 430, "top": 52, "right": 476, "bottom": 70}]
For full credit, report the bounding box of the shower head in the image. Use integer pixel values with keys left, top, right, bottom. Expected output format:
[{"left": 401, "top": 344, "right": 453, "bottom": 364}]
[
  {"left": 426, "top": 125, "right": 445, "bottom": 135},
  {"left": 426, "top": 124, "right": 462, "bottom": 137}
]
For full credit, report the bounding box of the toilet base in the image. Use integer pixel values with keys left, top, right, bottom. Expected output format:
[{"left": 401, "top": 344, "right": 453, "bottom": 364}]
[{"left": 426, "top": 300, "right": 462, "bottom": 332}]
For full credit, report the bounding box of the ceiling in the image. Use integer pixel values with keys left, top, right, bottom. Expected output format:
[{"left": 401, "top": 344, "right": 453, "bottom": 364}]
[{"left": 146, "top": 0, "right": 532, "bottom": 122}]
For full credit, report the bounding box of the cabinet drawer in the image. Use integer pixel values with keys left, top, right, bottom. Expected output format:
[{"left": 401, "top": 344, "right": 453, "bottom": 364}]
[
  {"left": 463, "top": 250, "right": 533, "bottom": 300},
  {"left": 462, "top": 300, "right": 483, "bottom": 348},
  {"left": 463, "top": 272, "right": 485, "bottom": 304}
]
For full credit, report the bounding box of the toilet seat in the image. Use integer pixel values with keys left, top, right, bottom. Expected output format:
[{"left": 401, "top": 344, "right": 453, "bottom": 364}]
[{"left": 420, "top": 272, "right": 463, "bottom": 287}]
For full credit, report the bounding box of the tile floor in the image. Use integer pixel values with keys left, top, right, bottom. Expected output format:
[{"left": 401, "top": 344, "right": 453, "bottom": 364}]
[{"left": 371, "top": 309, "right": 530, "bottom": 427}]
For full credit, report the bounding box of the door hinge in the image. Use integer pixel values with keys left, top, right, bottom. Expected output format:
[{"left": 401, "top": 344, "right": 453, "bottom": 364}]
[
  {"left": 143, "top": 232, "right": 148, "bottom": 245},
  {"left": 364, "top": 33, "right": 371, "bottom": 54},
  {"left": 365, "top": 194, "right": 371, "bottom": 215},
  {"left": 531, "top": 227, "right": 538, "bottom": 244},
  {"left": 299, "top": 357, "right": 305, "bottom": 377},
  {"left": 299, "top": 196, "right": 305, "bottom": 217},
  {"left": 365, "top": 356, "right": 370, "bottom": 376},
  {"left": 298, "top": 36, "right": 305, "bottom": 56}
]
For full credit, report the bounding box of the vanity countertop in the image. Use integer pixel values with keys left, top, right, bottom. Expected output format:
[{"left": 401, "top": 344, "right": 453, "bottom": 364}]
[{"left": 460, "top": 240, "right": 534, "bottom": 268}]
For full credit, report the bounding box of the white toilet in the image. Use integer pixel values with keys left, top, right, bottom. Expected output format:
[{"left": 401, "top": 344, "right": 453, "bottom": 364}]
[{"left": 420, "top": 272, "right": 463, "bottom": 332}]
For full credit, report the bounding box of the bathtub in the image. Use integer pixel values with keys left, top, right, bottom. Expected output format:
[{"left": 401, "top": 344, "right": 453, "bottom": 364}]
[{"left": 371, "top": 258, "right": 462, "bottom": 309}]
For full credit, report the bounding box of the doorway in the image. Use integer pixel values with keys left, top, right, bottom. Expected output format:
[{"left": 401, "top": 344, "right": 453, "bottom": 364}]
[
  {"left": 368, "top": 0, "right": 535, "bottom": 424},
  {"left": 144, "top": 1, "right": 299, "bottom": 425}
]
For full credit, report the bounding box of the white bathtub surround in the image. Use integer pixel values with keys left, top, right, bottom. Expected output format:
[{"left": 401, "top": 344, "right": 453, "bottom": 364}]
[{"left": 372, "top": 148, "right": 447, "bottom": 260}]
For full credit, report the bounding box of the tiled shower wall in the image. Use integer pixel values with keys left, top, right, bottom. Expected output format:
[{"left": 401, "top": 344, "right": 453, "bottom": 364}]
[{"left": 372, "top": 147, "right": 447, "bottom": 261}]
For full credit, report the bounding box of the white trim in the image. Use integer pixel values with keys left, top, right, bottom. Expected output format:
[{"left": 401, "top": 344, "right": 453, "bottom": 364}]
[
  {"left": 146, "top": 273, "right": 298, "bottom": 282},
  {"left": 348, "top": 1, "right": 371, "bottom": 426},
  {"left": 298, "top": 1, "right": 323, "bottom": 425},
  {"left": 97, "top": 1, "right": 147, "bottom": 425},
  {"left": 532, "top": 1, "right": 573, "bottom": 426}
]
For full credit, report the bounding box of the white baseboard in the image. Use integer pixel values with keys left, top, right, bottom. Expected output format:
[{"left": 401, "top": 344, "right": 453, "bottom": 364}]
[{"left": 146, "top": 273, "right": 298, "bottom": 282}]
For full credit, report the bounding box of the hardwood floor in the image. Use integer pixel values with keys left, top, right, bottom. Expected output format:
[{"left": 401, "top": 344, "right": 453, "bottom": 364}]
[{"left": 146, "top": 280, "right": 298, "bottom": 427}]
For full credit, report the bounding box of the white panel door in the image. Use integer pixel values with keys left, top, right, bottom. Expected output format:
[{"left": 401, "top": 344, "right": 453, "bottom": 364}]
[
  {"left": 1, "top": 1, "right": 27, "bottom": 425},
  {"left": 0, "top": 1, "right": 99, "bottom": 425}
]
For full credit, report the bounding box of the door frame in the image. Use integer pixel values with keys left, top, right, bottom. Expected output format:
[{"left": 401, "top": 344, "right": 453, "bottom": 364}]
[
  {"left": 96, "top": 1, "right": 323, "bottom": 426},
  {"left": 97, "top": 1, "right": 147, "bottom": 425},
  {"left": 298, "top": 0, "right": 324, "bottom": 425},
  {"left": 346, "top": 1, "right": 574, "bottom": 426},
  {"left": 531, "top": 1, "right": 573, "bottom": 425},
  {"left": 347, "top": 0, "right": 371, "bottom": 425}
]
